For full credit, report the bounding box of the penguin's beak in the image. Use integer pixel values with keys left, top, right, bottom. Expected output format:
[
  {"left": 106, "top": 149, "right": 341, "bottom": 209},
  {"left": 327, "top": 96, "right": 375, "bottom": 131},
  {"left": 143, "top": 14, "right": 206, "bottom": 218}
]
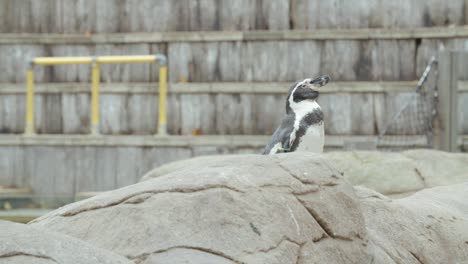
[{"left": 309, "top": 75, "right": 330, "bottom": 88}]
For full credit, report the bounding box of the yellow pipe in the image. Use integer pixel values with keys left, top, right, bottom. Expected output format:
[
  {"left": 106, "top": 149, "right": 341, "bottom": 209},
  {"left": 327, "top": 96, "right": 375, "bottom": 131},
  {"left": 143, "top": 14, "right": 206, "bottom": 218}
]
[
  {"left": 91, "top": 63, "right": 100, "bottom": 134},
  {"left": 34, "top": 57, "right": 93, "bottom": 65},
  {"left": 97, "top": 55, "right": 157, "bottom": 64},
  {"left": 158, "top": 66, "right": 168, "bottom": 135},
  {"left": 25, "top": 68, "right": 35, "bottom": 134}
]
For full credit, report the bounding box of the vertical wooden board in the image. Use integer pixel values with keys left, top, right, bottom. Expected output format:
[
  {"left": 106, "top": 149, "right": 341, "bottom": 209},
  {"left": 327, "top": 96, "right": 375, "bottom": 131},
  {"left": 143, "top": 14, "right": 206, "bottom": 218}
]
[
  {"left": 74, "top": 147, "right": 98, "bottom": 193},
  {"left": 36, "top": 94, "right": 63, "bottom": 134},
  {"left": 29, "top": 0, "right": 57, "bottom": 33},
  {"left": 190, "top": 43, "right": 220, "bottom": 82},
  {"left": 286, "top": 41, "right": 322, "bottom": 81},
  {"left": 350, "top": 94, "right": 375, "bottom": 135},
  {"left": 122, "top": 0, "right": 175, "bottom": 32},
  {"left": 199, "top": 94, "right": 217, "bottom": 134},
  {"left": 254, "top": 0, "right": 289, "bottom": 30},
  {"left": 380, "top": 0, "right": 421, "bottom": 28},
  {"left": 424, "top": 0, "right": 465, "bottom": 27},
  {"left": 115, "top": 147, "right": 142, "bottom": 187},
  {"left": 167, "top": 43, "right": 192, "bottom": 82},
  {"left": 95, "top": 0, "right": 121, "bottom": 33},
  {"left": 240, "top": 41, "right": 288, "bottom": 81},
  {"left": 180, "top": 94, "right": 201, "bottom": 134},
  {"left": 94, "top": 147, "right": 117, "bottom": 191},
  {"left": 218, "top": 0, "right": 255, "bottom": 30},
  {"left": 0, "top": 147, "right": 14, "bottom": 187},
  {"left": 322, "top": 40, "right": 359, "bottom": 81},
  {"left": 458, "top": 93, "right": 468, "bottom": 134},
  {"left": 100, "top": 94, "right": 129, "bottom": 134},
  {"left": 315, "top": 0, "right": 341, "bottom": 29},
  {"left": 2, "top": 0, "right": 33, "bottom": 33},
  {"left": 11, "top": 147, "right": 27, "bottom": 188},
  {"left": 127, "top": 94, "right": 157, "bottom": 134},
  {"left": 95, "top": 44, "right": 152, "bottom": 82},
  {"left": 54, "top": 147, "right": 76, "bottom": 198},
  {"left": 0, "top": 95, "right": 24, "bottom": 133},
  {"left": 319, "top": 93, "right": 352, "bottom": 135},
  {"left": 240, "top": 94, "right": 256, "bottom": 134},
  {"left": 49, "top": 45, "right": 94, "bottom": 82},
  {"left": 0, "top": 45, "right": 48, "bottom": 82},
  {"left": 28, "top": 146, "right": 72, "bottom": 198},
  {"left": 62, "top": 93, "right": 90, "bottom": 134},
  {"left": 338, "top": 0, "right": 372, "bottom": 29},
  {"left": 167, "top": 94, "right": 182, "bottom": 135},
  {"left": 398, "top": 40, "right": 416, "bottom": 81},
  {"left": 215, "top": 94, "right": 243, "bottom": 134},
  {"left": 184, "top": 0, "right": 216, "bottom": 31},
  {"left": 217, "top": 42, "right": 242, "bottom": 81},
  {"left": 289, "top": 0, "right": 318, "bottom": 29},
  {"left": 253, "top": 94, "right": 284, "bottom": 134},
  {"left": 142, "top": 147, "right": 192, "bottom": 172},
  {"left": 58, "top": 0, "right": 96, "bottom": 33}
]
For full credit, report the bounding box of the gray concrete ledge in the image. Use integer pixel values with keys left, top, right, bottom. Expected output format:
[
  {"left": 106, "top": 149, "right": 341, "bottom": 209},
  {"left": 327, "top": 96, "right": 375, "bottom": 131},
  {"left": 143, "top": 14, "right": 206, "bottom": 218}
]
[
  {"left": 0, "top": 81, "right": 420, "bottom": 94},
  {"left": 1, "top": 26, "right": 468, "bottom": 44},
  {"left": 0, "top": 134, "right": 432, "bottom": 148}
]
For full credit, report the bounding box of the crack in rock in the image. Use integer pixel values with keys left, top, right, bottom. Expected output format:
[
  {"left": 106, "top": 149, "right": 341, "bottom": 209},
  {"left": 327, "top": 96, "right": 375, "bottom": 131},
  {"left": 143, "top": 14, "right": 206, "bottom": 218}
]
[
  {"left": 274, "top": 159, "right": 317, "bottom": 185},
  {"left": 243, "top": 236, "right": 303, "bottom": 255},
  {"left": 61, "top": 185, "right": 243, "bottom": 217},
  {"left": 0, "top": 252, "right": 58, "bottom": 263},
  {"left": 409, "top": 251, "right": 425, "bottom": 264},
  {"left": 129, "top": 246, "right": 243, "bottom": 264},
  {"left": 294, "top": 195, "right": 353, "bottom": 241},
  {"left": 414, "top": 168, "right": 427, "bottom": 187}
]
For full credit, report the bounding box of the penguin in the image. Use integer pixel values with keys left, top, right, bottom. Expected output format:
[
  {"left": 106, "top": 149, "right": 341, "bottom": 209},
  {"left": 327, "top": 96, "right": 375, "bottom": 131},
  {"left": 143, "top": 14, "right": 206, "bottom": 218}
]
[{"left": 262, "top": 75, "right": 330, "bottom": 155}]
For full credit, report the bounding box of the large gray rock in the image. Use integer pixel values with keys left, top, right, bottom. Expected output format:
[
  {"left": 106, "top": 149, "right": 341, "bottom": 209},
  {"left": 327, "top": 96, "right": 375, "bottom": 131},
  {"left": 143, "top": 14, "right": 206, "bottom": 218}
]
[
  {"left": 0, "top": 220, "right": 132, "bottom": 264},
  {"left": 326, "top": 149, "right": 468, "bottom": 196},
  {"left": 141, "top": 149, "right": 468, "bottom": 197},
  {"left": 356, "top": 184, "right": 468, "bottom": 263},
  {"left": 29, "top": 153, "right": 468, "bottom": 263},
  {"left": 31, "top": 153, "right": 372, "bottom": 263}
]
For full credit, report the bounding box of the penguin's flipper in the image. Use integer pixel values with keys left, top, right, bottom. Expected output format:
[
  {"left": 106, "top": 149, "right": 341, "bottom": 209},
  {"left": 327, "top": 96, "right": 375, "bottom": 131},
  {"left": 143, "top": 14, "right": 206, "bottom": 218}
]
[{"left": 262, "top": 114, "right": 295, "bottom": 155}]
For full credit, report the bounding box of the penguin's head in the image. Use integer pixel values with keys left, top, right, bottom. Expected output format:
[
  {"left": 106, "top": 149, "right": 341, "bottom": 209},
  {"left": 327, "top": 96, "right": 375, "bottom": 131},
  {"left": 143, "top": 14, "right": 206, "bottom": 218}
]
[{"left": 286, "top": 75, "right": 330, "bottom": 114}]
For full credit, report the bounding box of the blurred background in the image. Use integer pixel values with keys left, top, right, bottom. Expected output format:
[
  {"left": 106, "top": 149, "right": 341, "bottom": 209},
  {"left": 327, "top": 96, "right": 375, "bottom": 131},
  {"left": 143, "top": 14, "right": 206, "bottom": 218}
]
[{"left": 0, "top": 0, "right": 467, "bottom": 221}]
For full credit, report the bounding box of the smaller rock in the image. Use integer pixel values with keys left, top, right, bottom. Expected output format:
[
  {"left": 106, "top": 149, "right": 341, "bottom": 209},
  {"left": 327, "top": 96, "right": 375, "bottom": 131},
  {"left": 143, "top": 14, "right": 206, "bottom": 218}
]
[{"left": 0, "top": 220, "right": 131, "bottom": 264}]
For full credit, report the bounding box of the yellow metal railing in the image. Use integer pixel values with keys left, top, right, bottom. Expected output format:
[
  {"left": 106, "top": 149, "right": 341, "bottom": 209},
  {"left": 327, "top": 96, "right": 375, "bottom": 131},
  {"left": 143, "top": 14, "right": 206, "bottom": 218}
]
[{"left": 25, "top": 54, "right": 168, "bottom": 135}]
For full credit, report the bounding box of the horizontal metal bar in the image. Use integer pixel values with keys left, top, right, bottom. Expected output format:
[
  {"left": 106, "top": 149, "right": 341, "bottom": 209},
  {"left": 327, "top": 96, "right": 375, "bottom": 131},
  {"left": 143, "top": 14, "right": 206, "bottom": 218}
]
[
  {"left": 0, "top": 134, "right": 437, "bottom": 148},
  {"left": 32, "top": 55, "right": 160, "bottom": 66},
  {"left": 33, "top": 57, "right": 93, "bottom": 65},
  {"left": 3, "top": 26, "right": 468, "bottom": 44},
  {"left": 96, "top": 55, "right": 157, "bottom": 64},
  {"left": 0, "top": 81, "right": 422, "bottom": 94}
]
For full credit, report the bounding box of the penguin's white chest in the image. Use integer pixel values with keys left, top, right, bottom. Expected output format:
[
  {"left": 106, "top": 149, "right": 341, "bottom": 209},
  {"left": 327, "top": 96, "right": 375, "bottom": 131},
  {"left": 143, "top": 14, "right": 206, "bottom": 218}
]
[{"left": 295, "top": 122, "right": 324, "bottom": 153}]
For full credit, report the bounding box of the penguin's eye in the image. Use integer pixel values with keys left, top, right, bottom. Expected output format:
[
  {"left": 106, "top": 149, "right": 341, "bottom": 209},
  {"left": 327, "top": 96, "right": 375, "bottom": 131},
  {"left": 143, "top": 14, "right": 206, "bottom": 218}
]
[{"left": 300, "top": 85, "right": 306, "bottom": 88}]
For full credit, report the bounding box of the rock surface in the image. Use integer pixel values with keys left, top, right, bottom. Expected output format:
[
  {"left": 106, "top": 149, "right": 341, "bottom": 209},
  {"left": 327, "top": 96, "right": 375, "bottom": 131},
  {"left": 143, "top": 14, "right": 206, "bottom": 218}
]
[
  {"left": 0, "top": 220, "right": 132, "bottom": 264},
  {"left": 31, "top": 153, "right": 372, "bottom": 263},
  {"left": 29, "top": 152, "right": 468, "bottom": 263},
  {"left": 141, "top": 149, "right": 468, "bottom": 197}
]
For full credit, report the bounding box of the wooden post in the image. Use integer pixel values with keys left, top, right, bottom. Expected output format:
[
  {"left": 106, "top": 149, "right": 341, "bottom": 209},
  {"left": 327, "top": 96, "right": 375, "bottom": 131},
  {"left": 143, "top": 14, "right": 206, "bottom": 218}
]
[{"left": 436, "top": 51, "right": 459, "bottom": 152}]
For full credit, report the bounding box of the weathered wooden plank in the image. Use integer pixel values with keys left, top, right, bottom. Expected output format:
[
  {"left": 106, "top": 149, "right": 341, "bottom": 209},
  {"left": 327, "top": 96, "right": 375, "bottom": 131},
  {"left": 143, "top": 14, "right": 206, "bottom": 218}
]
[
  {"left": 319, "top": 94, "right": 352, "bottom": 134},
  {"left": 350, "top": 94, "right": 375, "bottom": 135},
  {"left": 459, "top": 93, "right": 468, "bottom": 134},
  {"left": 0, "top": 45, "right": 49, "bottom": 82},
  {"left": 74, "top": 147, "right": 97, "bottom": 193},
  {"left": 2, "top": 0, "right": 467, "bottom": 33},
  {"left": 61, "top": 93, "right": 90, "bottom": 134},
  {"left": 180, "top": 94, "right": 216, "bottom": 134},
  {"left": 115, "top": 147, "right": 142, "bottom": 187},
  {"left": 0, "top": 95, "right": 24, "bottom": 133},
  {"left": 252, "top": 94, "right": 283, "bottom": 134},
  {"left": 127, "top": 94, "right": 157, "bottom": 134},
  {"left": 94, "top": 147, "right": 117, "bottom": 191},
  {"left": 215, "top": 94, "right": 243, "bottom": 134},
  {"left": 99, "top": 94, "right": 129, "bottom": 134}
]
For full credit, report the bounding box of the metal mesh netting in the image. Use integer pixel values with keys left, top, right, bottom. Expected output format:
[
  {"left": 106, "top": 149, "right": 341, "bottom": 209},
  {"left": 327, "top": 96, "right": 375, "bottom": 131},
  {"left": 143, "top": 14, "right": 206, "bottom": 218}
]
[{"left": 376, "top": 57, "right": 437, "bottom": 150}]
